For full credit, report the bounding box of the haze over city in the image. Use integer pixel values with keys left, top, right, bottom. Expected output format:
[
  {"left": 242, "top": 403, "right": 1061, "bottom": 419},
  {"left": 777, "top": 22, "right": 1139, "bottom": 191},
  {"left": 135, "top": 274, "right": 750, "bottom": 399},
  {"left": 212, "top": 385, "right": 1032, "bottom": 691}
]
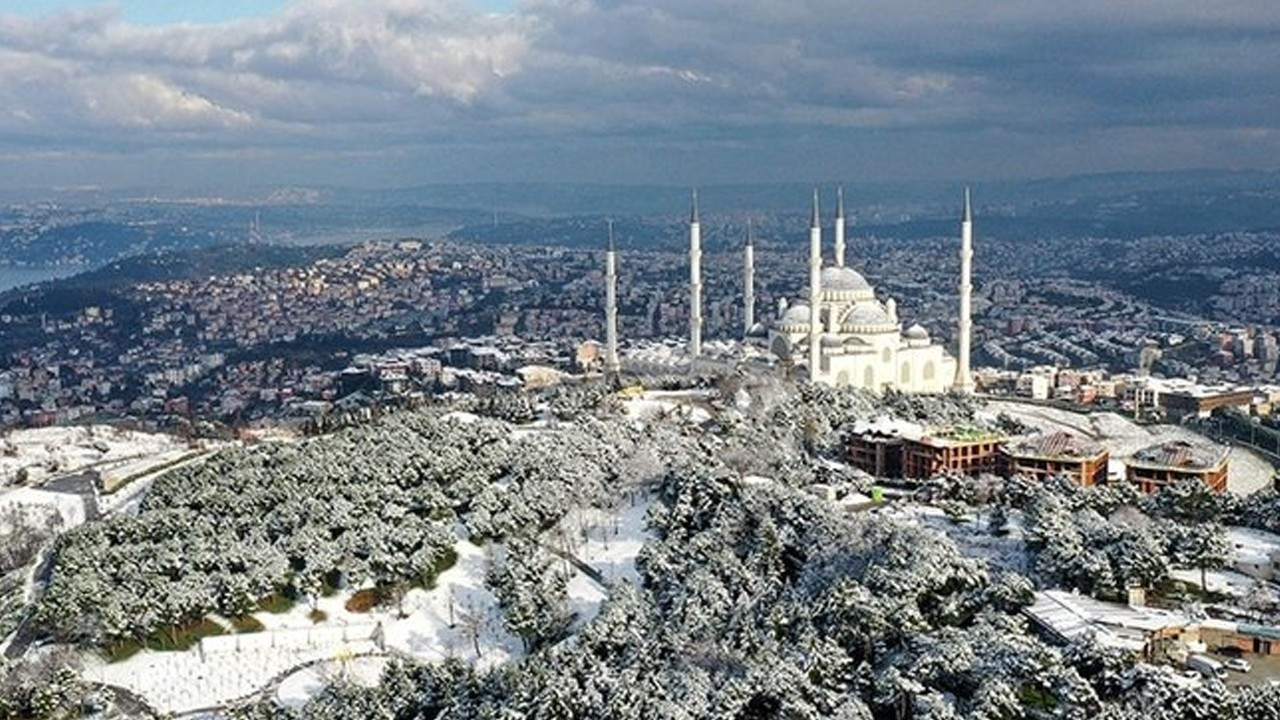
[{"left": 0, "top": 0, "right": 1278, "bottom": 189}]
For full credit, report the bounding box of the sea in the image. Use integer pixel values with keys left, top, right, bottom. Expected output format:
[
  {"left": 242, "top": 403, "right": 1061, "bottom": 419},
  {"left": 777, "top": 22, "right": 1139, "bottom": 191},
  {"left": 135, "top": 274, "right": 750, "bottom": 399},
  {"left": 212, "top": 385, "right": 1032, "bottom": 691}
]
[{"left": 0, "top": 266, "right": 86, "bottom": 293}]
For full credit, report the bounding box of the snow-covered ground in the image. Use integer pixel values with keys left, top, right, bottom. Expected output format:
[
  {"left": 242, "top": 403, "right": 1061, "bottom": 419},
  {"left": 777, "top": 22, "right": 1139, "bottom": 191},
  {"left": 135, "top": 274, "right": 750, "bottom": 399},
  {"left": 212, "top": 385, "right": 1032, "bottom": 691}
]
[
  {"left": 1228, "top": 526, "right": 1280, "bottom": 567},
  {"left": 560, "top": 496, "right": 653, "bottom": 625},
  {"left": 1180, "top": 526, "right": 1280, "bottom": 602},
  {"left": 85, "top": 636, "right": 382, "bottom": 714},
  {"left": 379, "top": 537, "right": 523, "bottom": 668},
  {"left": 276, "top": 656, "right": 388, "bottom": 708},
  {"left": 1169, "top": 567, "right": 1264, "bottom": 599},
  {"left": 83, "top": 535, "right": 522, "bottom": 714},
  {"left": 888, "top": 502, "right": 1035, "bottom": 575},
  {"left": 0, "top": 425, "right": 193, "bottom": 488},
  {"left": 624, "top": 390, "right": 713, "bottom": 424},
  {"left": 96, "top": 450, "right": 216, "bottom": 516},
  {"left": 0, "top": 487, "right": 87, "bottom": 531},
  {"left": 984, "top": 401, "right": 1274, "bottom": 495}
]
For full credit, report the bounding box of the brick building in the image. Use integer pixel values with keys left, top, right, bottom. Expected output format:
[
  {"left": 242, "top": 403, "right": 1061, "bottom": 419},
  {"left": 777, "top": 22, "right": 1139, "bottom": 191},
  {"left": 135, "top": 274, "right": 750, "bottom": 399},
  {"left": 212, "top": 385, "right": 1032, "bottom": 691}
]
[
  {"left": 1124, "top": 440, "right": 1229, "bottom": 494},
  {"left": 1002, "top": 431, "right": 1109, "bottom": 486}
]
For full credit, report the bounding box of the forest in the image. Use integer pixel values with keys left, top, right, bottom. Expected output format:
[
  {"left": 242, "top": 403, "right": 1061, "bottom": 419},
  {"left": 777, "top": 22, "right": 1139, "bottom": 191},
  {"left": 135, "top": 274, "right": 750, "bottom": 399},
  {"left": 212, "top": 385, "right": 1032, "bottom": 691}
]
[{"left": 8, "top": 376, "right": 1280, "bottom": 718}]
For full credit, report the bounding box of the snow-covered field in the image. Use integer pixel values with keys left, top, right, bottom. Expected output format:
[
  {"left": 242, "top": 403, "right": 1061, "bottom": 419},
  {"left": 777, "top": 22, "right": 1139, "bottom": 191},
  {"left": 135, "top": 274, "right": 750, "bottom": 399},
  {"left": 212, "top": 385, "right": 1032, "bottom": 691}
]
[
  {"left": 276, "top": 656, "right": 388, "bottom": 708},
  {"left": 0, "top": 425, "right": 194, "bottom": 488},
  {"left": 379, "top": 537, "right": 523, "bottom": 668},
  {"left": 1169, "top": 567, "right": 1265, "bottom": 599},
  {"left": 561, "top": 496, "right": 653, "bottom": 625},
  {"left": 86, "top": 636, "right": 382, "bottom": 714},
  {"left": 984, "top": 401, "right": 1274, "bottom": 495},
  {"left": 625, "top": 391, "right": 713, "bottom": 424},
  {"left": 1228, "top": 526, "right": 1280, "bottom": 567},
  {"left": 86, "top": 535, "right": 521, "bottom": 714}
]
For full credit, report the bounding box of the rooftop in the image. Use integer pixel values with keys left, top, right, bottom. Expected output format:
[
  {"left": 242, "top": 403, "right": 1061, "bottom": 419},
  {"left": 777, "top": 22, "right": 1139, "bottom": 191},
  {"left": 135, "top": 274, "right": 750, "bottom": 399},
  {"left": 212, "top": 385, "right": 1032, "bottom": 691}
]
[
  {"left": 848, "top": 416, "right": 925, "bottom": 442},
  {"left": 1128, "top": 440, "right": 1229, "bottom": 471},
  {"left": 1007, "top": 430, "right": 1107, "bottom": 461},
  {"left": 918, "top": 425, "right": 1005, "bottom": 447},
  {"left": 1025, "top": 590, "right": 1190, "bottom": 653}
]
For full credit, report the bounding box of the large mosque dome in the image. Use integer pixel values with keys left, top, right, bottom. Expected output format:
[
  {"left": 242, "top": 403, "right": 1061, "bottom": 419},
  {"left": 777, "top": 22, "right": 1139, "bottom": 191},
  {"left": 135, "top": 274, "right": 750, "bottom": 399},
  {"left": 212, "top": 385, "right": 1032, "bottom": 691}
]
[
  {"left": 820, "top": 266, "right": 875, "bottom": 301},
  {"left": 821, "top": 266, "right": 871, "bottom": 291}
]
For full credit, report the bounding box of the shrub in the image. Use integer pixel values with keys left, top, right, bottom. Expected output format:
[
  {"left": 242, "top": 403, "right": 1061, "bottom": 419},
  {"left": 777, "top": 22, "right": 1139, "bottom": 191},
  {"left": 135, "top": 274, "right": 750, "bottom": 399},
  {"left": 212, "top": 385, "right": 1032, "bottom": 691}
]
[
  {"left": 345, "top": 588, "right": 381, "bottom": 613},
  {"left": 257, "top": 592, "right": 295, "bottom": 614}
]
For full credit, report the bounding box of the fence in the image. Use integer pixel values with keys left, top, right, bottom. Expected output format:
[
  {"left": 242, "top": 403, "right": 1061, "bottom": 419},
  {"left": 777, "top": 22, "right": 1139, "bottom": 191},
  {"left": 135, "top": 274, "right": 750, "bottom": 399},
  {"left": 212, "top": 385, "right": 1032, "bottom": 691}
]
[{"left": 199, "top": 621, "right": 381, "bottom": 656}]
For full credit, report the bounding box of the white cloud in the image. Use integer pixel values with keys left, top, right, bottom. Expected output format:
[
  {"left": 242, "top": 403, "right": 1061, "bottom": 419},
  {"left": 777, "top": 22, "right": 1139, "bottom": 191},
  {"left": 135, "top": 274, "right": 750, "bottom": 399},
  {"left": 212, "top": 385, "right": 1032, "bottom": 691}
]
[
  {"left": 81, "top": 74, "right": 253, "bottom": 129},
  {"left": 1, "top": 0, "right": 1279, "bottom": 184}
]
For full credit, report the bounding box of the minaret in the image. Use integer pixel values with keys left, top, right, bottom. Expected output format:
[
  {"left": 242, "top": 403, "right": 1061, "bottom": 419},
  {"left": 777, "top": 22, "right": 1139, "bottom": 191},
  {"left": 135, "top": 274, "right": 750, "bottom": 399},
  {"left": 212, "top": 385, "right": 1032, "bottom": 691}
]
[
  {"left": 808, "top": 189, "right": 822, "bottom": 382},
  {"left": 689, "top": 190, "right": 703, "bottom": 358},
  {"left": 743, "top": 218, "right": 756, "bottom": 338},
  {"left": 956, "top": 187, "right": 975, "bottom": 393},
  {"left": 604, "top": 220, "right": 621, "bottom": 376},
  {"left": 834, "top": 186, "right": 846, "bottom": 267}
]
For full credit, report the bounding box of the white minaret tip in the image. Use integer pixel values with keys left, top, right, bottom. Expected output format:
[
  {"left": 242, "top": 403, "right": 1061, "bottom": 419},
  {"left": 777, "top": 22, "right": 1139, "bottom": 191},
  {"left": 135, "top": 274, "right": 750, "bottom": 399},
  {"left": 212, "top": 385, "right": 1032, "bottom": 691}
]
[
  {"left": 689, "top": 192, "right": 703, "bottom": 358},
  {"left": 956, "top": 186, "right": 975, "bottom": 393},
  {"left": 743, "top": 218, "right": 756, "bottom": 338},
  {"left": 808, "top": 191, "right": 822, "bottom": 382},
  {"left": 604, "top": 219, "right": 620, "bottom": 375},
  {"left": 834, "top": 185, "right": 846, "bottom": 268}
]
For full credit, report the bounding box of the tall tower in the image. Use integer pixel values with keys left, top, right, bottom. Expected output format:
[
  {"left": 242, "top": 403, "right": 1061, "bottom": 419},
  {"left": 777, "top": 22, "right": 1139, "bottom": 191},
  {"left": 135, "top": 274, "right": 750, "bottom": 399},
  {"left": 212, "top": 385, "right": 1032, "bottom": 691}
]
[
  {"left": 689, "top": 190, "right": 703, "bottom": 358},
  {"left": 249, "top": 211, "right": 263, "bottom": 245},
  {"left": 743, "top": 218, "right": 756, "bottom": 338},
  {"left": 604, "top": 220, "right": 621, "bottom": 376},
  {"left": 956, "top": 187, "right": 975, "bottom": 393},
  {"left": 834, "top": 186, "right": 846, "bottom": 267},
  {"left": 808, "top": 189, "right": 822, "bottom": 382}
]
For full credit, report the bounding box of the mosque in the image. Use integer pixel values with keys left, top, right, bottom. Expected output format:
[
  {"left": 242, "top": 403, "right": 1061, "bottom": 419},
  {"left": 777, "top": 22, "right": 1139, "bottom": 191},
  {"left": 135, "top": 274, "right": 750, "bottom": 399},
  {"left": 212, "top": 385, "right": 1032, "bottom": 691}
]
[{"left": 602, "top": 188, "right": 976, "bottom": 394}]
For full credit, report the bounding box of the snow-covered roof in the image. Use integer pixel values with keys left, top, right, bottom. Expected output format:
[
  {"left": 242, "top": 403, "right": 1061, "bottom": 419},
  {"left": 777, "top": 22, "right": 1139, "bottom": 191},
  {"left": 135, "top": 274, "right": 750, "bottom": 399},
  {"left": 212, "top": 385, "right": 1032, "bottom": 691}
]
[
  {"left": 848, "top": 416, "right": 926, "bottom": 441},
  {"left": 1128, "top": 440, "right": 1228, "bottom": 471},
  {"left": 1025, "top": 590, "right": 1190, "bottom": 652},
  {"left": 1006, "top": 431, "right": 1107, "bottom": 461}
]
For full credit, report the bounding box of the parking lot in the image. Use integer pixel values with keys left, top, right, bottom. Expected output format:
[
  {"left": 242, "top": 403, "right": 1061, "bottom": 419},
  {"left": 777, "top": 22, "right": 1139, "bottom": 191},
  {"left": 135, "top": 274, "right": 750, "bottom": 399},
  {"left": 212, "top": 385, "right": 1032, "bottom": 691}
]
[{"left": 1205, "top": 653, "right": 1280, "bottom": 688}]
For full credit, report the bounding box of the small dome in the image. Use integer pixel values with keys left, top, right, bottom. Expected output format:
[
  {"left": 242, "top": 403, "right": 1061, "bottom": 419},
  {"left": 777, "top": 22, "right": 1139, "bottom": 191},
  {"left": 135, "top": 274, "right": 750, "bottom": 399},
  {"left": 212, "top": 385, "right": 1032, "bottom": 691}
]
[
  {"left": 821, "top": 334, "right": 844, "bottom": 348},
  {"left": 778, "top": 303, "right": 812, "bottom": 326},
  {"left": 841, "top": 303, "right": 892, "bottom": 328},
  {"left": 821, "top": 266, "right": 872, "bottom": 292},
  {"left": 904, "top": 324, "right": 930, "bottom": 340},
  {"left": 746, "top": 321, "right": 768, "bottom": 337}
]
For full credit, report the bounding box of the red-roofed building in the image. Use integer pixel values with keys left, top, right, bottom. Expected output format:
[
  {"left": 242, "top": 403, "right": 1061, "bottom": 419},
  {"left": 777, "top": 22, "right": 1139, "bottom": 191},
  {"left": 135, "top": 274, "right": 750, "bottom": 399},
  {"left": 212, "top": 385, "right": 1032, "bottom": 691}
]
[
  {"left": 1125, "top": 440, "right": 1229, "bottom": 494},
  {"left": 1003, "top": 431, "right": 1109, "bottom": 486}
]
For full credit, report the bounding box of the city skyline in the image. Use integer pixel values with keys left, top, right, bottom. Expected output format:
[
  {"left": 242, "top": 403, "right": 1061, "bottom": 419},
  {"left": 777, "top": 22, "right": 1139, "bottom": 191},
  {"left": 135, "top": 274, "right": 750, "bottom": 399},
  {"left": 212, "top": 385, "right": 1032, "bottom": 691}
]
[{"left": 0, "top": 0, "right": 1277, "bottom": 190}]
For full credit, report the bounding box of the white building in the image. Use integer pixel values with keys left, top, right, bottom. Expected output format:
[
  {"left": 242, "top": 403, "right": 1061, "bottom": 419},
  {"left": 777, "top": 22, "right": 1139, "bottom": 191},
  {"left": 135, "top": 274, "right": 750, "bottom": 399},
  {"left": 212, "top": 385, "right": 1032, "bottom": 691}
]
[
  {"left": 764, "top": 189, "right": 965, "bottom": 393},
  {"left": 604, "top": 189, "right": 975, "bottom": 394}
]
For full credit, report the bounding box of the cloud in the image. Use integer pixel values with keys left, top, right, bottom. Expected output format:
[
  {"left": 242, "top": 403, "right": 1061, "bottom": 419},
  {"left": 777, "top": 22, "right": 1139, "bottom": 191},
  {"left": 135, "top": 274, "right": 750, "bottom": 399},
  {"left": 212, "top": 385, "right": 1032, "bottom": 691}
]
[{"left": 0, "top": 0, "right": 1278, "bottom": 186}]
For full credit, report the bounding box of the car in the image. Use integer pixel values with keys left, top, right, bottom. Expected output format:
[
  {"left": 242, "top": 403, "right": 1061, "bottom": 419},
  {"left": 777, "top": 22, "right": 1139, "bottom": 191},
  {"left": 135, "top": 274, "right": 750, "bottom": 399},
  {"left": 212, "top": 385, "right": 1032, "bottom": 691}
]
[{"left": 1225, "top": 658, "right": 1252, "bottom": 673}]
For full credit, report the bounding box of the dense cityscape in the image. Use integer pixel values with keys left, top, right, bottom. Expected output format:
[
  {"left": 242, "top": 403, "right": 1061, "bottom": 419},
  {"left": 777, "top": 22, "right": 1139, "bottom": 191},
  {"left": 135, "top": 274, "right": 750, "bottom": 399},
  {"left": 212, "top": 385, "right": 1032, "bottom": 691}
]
[{"left": 4, "top": 207, "right": 1280, "bottom": 433}]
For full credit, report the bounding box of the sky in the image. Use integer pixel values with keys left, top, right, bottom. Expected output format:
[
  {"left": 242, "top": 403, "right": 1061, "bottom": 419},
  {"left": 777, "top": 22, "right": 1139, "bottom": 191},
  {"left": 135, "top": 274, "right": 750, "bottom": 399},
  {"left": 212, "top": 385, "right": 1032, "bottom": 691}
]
[{"left": 0, "top": 0, "right": 1277, "bottom": 191}]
